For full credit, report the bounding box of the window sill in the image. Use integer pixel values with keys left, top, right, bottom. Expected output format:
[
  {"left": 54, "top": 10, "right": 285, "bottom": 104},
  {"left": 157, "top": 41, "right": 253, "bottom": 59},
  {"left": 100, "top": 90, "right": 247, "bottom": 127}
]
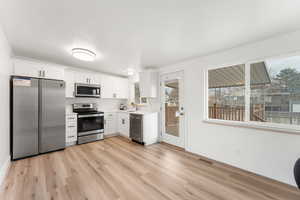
[{"left": 203, "top": 119, "right": 300, "bottom": 135}]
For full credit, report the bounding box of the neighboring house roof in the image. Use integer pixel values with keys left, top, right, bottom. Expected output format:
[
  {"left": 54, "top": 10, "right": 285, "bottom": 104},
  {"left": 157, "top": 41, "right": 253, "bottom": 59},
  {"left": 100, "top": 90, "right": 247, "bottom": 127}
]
[{"left": 208, "top": 62, "right": 271, "bottom": 88}]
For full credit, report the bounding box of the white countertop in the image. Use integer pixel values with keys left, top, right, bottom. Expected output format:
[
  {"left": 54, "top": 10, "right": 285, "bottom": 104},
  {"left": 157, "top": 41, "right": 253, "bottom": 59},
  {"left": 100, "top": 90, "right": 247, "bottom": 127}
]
[
  {"left": 66, "top": 110, "right": 158, "bottom": 115},
  {"left": 108, "top": 110, "right": 158, "bottom": 115}
]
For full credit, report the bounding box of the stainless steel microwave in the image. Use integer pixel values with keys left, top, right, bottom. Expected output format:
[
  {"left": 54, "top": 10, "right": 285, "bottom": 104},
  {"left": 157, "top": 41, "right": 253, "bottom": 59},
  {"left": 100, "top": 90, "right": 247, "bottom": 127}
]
[{"left": 75, "top": 83, "right": 101, "bottom": 98}]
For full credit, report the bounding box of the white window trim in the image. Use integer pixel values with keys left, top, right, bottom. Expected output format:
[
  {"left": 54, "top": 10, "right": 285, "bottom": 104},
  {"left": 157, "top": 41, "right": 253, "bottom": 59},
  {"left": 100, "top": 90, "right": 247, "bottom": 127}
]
[
  {"left": 203, "top": 53, "right": 300, "bottom": 135},
  {"left": 203, "top": 119, "right": 300, "bottom": 135}
]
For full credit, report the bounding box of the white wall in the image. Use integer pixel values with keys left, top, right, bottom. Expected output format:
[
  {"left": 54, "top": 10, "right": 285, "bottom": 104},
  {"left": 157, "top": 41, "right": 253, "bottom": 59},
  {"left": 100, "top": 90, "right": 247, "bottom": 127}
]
[
  {"left": 160, "top": 30, "right": 300, "bottom": 186},
  {"left": 65, "top": 98, "right": 127, "bottom": 113},
  {"left": 0, "top": 25, "right": 12, "bottom": 186}
]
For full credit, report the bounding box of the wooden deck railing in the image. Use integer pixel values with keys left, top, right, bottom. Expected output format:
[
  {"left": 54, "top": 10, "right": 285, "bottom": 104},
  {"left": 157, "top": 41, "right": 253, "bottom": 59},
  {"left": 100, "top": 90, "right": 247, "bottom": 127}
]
[
  {"left": 209, "top": 105, "right": 245, "bottom": 121},
  {"left": 209, "top": 104, "right": 266, "bottom": 122}
]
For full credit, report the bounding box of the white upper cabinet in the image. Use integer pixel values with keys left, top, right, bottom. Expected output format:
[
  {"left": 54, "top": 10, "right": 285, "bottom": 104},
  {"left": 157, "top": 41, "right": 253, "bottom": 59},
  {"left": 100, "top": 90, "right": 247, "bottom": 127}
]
[
  {"left": 139, "top": 70, "right": 158, "bottom": 98},
  {"left": 64, "top": 69, "right": 75, "bottom": 98},
  {"left": 101, "top": 74, "right": 115, "bottom": 98},
  {"left": 13, "top": 58, "right": 128, "bottom": 99},
  {"left": 74, "top": 71, "right": 90, "bottom": 84},
  {"left": 116, "top": 77, "right": 129, "bottom": 99},
  {"left": 74, "top": 71, "right": 101, "bottom": 85},
  {"left": 13, "top": 58, "right": 64, "bottom": 80},
  {"left": 101, "top": 74, "right": 128, "bottom": 99},
  {"left": 13, "top": 58, "right": 42, "bottom": 78},
  {"left": 89, "top": 73, "right": 101, "bottom": 85},
  {"left": 42, "top": 64, "right": 65, "bottom": 80}
]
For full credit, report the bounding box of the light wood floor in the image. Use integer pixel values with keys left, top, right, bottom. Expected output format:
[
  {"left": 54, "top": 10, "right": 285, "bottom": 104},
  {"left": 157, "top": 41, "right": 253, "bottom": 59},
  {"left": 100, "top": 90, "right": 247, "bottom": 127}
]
[{"left": 1, "top": 136, "right": 300, "bottom": 200}]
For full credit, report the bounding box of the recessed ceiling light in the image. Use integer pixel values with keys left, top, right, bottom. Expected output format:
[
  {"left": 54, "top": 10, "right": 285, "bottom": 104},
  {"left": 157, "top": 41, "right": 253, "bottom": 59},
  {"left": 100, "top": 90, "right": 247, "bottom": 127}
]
[
  {"left": 71, "top": 48, "right": 96, "bottom": 61},
  {"left": 127, "top": 68, "right": 135, "bottom": 76}
]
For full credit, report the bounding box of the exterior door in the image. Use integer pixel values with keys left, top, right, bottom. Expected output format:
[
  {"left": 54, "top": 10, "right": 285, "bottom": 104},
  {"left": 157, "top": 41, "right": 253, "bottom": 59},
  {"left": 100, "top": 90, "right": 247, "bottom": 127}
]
[{"left": 161, "top": 71, "right": 185, "bottom": 148}]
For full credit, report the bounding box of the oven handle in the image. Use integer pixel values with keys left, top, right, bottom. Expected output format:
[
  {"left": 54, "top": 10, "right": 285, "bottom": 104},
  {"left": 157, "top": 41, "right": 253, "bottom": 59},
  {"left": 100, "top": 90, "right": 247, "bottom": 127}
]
[{"left": 78, "top": 114, "right": 104, "bottom": 118}]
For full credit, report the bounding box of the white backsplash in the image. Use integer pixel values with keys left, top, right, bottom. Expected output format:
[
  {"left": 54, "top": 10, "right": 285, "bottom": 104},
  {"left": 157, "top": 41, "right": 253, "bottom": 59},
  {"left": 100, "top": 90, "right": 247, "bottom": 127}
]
[{"left": 66, "top": 98, "right": 127, "bottom": 113}]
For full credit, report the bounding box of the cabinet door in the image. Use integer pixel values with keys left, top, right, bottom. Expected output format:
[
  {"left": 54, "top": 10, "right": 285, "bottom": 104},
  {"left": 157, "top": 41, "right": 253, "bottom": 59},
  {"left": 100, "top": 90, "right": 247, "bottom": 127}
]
[
  {"left": 89, "top": 73, "right": 101, "bottom": 85},
  {"left": 13, "top": 59, "right": 42, "bottom": 78},
  {"left": 124, "top": 114, "right": 129, "bottom": 137},
  {"left": 43, "top": 65, "right": 64, "bottom": 80},
  {"left": 118, "top": 113, "right": 124, "bottom": 133},
  {"left": 74, "top": 71, "right": 90, "bottom": 84},
  {"left": 64, "top": 69, "right": 75, "bottom": 98},
  {"left": 118, "top": 113, "right": 129, "bottom": 137},
  {"left": 117, "top": 78, "right": 129, "bottom": 99},
  {"left": 102, "top": 75, "right": 114, "bottom": 98},
  {"left": 104, "top": 113, "right": 117, "bottom": 135}
]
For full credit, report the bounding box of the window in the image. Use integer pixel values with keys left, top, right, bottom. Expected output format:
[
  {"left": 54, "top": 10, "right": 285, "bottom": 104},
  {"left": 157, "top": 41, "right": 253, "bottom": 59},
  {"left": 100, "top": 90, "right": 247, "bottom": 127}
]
[
  {"left": 250, "top": 57, "right": 300, "bottom": 125},
  {"left": 134, "top": 82, "right": 141, "bottom": 104},
  {"left": 207, "top": 55, "right": 300, "bottom": 128},
  {"left": 208, "top": 64, "right": 245, "bottom": 121}
]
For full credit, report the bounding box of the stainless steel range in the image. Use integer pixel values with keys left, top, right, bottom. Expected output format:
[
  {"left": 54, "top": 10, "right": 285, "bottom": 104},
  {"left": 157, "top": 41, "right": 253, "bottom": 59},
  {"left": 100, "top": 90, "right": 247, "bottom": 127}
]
[{"left": 73, "top": 103, "right": 104, "bottom": 144}]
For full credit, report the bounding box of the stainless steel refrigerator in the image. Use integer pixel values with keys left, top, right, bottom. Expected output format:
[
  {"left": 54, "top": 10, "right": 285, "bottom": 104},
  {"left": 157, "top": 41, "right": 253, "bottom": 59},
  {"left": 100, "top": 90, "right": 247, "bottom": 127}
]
[{"left": 11, "top": 76, "right": 65, "bottom": 160}]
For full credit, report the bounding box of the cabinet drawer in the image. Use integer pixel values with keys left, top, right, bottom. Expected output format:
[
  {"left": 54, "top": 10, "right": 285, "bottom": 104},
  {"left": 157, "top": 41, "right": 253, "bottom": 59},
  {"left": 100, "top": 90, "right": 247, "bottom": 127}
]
[
  {"left": 66, "top": 131, "right": 77, "bottom": 137},
  {"left": 66, "top": 134, "right": 77, "bottom": 143},
  {"left": 66, "top": 122, "right": 77, "bottom": 128},
  {"left": 66, "top": 116, "right": 77, "bottom": 121},
  {"left": 66, "top": 126, "right": 77, "bottom": 133}
]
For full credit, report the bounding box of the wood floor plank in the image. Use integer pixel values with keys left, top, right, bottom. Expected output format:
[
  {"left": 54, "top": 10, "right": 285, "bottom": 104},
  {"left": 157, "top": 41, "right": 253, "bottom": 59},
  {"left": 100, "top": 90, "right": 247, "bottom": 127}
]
[{"left": 1, "top": 136, "right": 300, "bottom": 200}]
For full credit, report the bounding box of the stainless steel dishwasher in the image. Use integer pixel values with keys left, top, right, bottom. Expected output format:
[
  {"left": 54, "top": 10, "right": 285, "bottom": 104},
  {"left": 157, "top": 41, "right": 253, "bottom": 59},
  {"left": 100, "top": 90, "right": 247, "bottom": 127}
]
[{"left": 129, "top": 114, "right": 143, "bottom": 143}]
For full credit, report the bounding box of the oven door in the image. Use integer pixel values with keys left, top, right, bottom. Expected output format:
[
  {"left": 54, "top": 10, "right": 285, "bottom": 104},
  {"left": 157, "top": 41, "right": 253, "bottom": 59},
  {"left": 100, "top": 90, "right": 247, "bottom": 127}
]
[
  {"left": 75, "top": 83, "right": 101, "bottom": 98},
  {"left": 77, "top": 114, "right": 104, "bottom": 136}
]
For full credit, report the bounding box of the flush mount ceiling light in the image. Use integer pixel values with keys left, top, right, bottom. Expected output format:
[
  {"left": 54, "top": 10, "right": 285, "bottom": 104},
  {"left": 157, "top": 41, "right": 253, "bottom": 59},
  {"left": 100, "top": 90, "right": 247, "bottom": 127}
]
[{"left": 71, "top": 48, "right": 96, "bottom": 61}]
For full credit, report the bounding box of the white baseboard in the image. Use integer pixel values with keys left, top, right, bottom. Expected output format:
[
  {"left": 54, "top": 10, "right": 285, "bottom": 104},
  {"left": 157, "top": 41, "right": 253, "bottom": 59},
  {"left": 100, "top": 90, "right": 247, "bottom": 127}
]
[{"left": 0, "top": 156, "right": 11, "bottom": 190}]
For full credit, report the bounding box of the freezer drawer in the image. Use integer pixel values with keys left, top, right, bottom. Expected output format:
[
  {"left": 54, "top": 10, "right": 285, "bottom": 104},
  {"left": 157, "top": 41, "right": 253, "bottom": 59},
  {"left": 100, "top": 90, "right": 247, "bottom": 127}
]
[{"left": 12, "top": 77, "right": 39, "bottom": 160}]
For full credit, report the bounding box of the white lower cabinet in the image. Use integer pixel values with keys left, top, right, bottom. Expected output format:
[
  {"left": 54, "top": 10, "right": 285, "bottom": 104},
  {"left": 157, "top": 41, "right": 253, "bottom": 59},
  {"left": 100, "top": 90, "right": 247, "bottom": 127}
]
[
  {"left": 104, "top": 112, "right": 117, "bottom": 136},
  {"left": 118, "top": 113, "right": 129, "bottom": 138},
  {"left": 66, "top": 113, "right": 77, "bottom": 145}
]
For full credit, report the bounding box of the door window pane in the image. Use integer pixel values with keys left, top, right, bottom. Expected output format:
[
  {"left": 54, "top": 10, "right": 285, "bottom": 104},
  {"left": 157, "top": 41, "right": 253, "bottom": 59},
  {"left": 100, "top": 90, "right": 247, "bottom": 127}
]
[
  {"left": 164, "top": 79, "right": 179, "bottom": 137},
  {"left": 208, "top": 64, "right": 245, "bottom": 121},
  {"left": 250, "top": 56, "right": 300, "bottom": 125},
  {"left": 134, "top": 82, "right": 140, "bottom": 104}
]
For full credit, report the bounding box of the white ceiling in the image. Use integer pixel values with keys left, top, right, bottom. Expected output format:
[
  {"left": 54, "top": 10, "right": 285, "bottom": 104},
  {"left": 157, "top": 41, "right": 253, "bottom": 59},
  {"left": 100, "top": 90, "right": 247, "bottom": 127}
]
[{"left": 1, "top": 0, "right": 300, "bottom": 76}]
